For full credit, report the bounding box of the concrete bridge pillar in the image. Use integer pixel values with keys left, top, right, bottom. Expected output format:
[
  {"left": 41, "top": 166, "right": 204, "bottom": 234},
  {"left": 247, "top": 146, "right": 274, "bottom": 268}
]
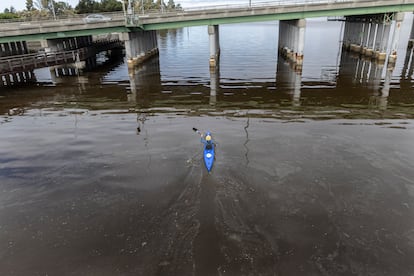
[
  {"left": 361, "top": 23, "right": 371, "bottom": 55},
  {"left": 348, "top": 21, "right": 363, "bottom": 53},
  {"left": 401, "top": 42, "right": 414, "bottom": 80},
  {"left": 376, "top": 23, "right": 391, "bottom": 62},
  {"left": 359, "top": 23, "right": 367, "bottom": 53},
  {"left": 278, "top": 19, "right": 306, "bottom": 70},
  {"left": 388, "top": 12, "right": 404, "bottom": 66},
  {"left": 208, "top": 25, "right": 220, "bottom": 68},
  {"left": 0, "top": 43, "right": 12, "bottom": 57},
  {"left": 5, "top": 41, "right": 29, "bottom": 55},
  {"left": 365, "top": 23, "right": 377, "bottom": 57},
  {"left": 409, "top": 13, "right": 414, "bottom": 48},
  {"left": 122, "top": 32, "right": 139, "bottom": 64},
  {"left": 342, "top": 20, "right": 352, "bottom": 50},
  {"left": 9, "top": 42, "right": 18, "bottom": 55},
  {"left": 121, "top": 30, "right": 159, "bottom": 68},
  {"left": 296, "top": 19, "right": 306, "bottom": 66}
]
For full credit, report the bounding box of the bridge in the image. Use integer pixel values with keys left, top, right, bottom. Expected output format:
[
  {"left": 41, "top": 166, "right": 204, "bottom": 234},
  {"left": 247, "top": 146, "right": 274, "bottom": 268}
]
[
  {"left": 0, "top": 0, "right": 414, "bottom": 41},
  {"left": 1, "top": 0, "right": 414, "bottom": 85}
]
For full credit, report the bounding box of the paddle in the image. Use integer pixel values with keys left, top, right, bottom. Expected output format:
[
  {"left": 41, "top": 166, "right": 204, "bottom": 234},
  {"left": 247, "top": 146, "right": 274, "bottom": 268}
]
[
  {"left": 193, "top": 127, "right": 218, "bottom": 145},
  {"left": 192, "top": 127, "right": 203, "bottom": 137}
]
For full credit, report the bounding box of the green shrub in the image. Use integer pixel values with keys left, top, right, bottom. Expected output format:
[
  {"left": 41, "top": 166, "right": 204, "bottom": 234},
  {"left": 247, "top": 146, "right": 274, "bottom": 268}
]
[{"left": 0, "top": 13, "right": 20, "bottom": 19}]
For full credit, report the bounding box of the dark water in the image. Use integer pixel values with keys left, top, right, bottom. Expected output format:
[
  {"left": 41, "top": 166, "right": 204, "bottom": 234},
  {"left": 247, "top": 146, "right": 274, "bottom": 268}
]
[{"left": 1, "top": 17, "right": 414, "bottom": 275}]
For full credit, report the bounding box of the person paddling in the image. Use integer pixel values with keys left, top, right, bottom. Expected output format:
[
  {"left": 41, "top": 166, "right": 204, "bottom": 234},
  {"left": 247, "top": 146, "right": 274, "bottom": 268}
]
[
  {"left": 193, "top": 128, "right": 216, "bottom": 172},
  {"left": 201, "top": 131, "right": 214, "bottom": 150}
]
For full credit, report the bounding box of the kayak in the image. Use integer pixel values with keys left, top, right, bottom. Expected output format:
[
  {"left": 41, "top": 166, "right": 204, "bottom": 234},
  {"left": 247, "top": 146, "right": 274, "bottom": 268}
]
[{"left": 203, "top": 142, "right": 215, "bottom": 172}]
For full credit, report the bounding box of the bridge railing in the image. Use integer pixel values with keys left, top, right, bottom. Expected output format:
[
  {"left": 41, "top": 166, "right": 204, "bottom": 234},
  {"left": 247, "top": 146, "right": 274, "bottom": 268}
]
[
  {"left": 145, "top": 0, "right": 379, "bottom": 13},
  {"left": 0, "top": 0, "right": 410, "bottom": 26},
  {"left": 131, "top": 0, "right": 404, "bottom": 20},
  {"left": 0, "top": 50, "right": 80, "bottom": 75}
]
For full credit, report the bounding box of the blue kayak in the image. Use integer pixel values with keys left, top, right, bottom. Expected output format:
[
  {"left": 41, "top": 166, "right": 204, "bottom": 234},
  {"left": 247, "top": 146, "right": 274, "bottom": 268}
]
[{"left": 203, "top": 142, "right": 215, "bottom": 172}]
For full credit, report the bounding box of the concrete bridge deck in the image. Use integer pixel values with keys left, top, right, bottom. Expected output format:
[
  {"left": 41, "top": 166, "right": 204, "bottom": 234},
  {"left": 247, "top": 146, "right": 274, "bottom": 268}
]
[{"left": 0, "top": 0, "right": 414, "bottom": 43}]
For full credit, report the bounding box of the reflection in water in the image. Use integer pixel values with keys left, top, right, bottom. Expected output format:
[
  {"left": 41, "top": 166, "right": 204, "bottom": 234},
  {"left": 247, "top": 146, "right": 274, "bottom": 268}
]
[
  {"left": 243, "top": 115, "right": 250, "bottom": 166},
  {"left": 127, "top": 58, "right": 162, "bottom": 106},
  {"left": 2, "top": 49, "right": 414, "bottom": 119},
  {"left": 0, "top": 70, "right": 36, "bottom": 87},
  {"left": 276, "top": 56, "right": 302, "bottom": 106},
  {"left": 401, "top": 45, "right": 414, "bottom": 89},
  {"left": 209, "top": 65, "right": 219, "bottom": 106},
  {"left": 379, "top": 69, "right": 392, "bottom": 110}
]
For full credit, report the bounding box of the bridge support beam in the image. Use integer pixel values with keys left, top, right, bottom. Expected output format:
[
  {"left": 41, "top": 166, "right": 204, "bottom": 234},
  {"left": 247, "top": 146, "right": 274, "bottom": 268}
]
[
  {"left": 278, "top": 19, "right": 306, "bottom": 71},
  {"left": 388, "top": 12, "right": 404, "bottom": 66},
  {"left": 208, "top": 25, "right": 220, "bottom": 68},
  {"left": 41, "top": 36, "right": 93, "bottom": 52},
  {"left": 121, "top": 30, "right": 158, "bottom": 68},
  {"left": 364, "top": 23, "right": 377, "bottom": 57},
  {"left": 409, "top": 13, "right": 414, "bottom": 49},
  {"left": 375, "top": 22, "right": 391, "bottom": 62}
]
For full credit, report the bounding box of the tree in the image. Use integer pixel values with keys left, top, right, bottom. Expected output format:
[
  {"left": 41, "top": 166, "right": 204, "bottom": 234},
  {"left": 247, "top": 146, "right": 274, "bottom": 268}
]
[
  {"left": 54, "top": 1, "right": 73, "bottom": 15},
  {"left": 134, "top": 0, "right": 181, "bottom": 12},
  {"left": 3, "top": 6, "right": 17, "bottom": 13},
  {"left": 75, "top": 0, "right": 99, "bottom": 14},
  {"left": 0, "top": 7, "right": 19, "bottom": 19},
  {"left": 26, "top": 0, "right": 34, "bottom": 11},
  {"left": 166, "top": 0, "right": 175, "bottom": 9},
  {"left": 73, "top": 0, "right": 180, "bottom": 14},
  {"left": 99, "top": 0, "right": 122, "bottom": 12}
]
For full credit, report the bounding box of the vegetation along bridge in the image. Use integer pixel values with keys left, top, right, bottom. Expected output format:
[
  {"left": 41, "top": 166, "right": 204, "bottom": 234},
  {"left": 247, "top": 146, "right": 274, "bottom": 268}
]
[{"left": 1, "top": 0, "right": 414, "bottom": 82}]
